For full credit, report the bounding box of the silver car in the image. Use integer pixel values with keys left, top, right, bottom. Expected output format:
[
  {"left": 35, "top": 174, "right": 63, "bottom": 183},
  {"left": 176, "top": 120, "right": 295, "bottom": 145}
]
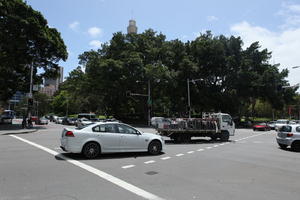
[
  {"left": 61, "top": 122, "right": 164, "bottom": 158},
  {"left": 276, "top": 125, "right": 300, "bottom": 151},
  {"left": 274, "top": 119, "right": 289, "bottom": 131}
]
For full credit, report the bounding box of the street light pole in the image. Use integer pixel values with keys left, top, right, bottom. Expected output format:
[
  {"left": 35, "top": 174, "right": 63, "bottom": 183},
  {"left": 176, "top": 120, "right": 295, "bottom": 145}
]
[
  {"left": 27, "top": 63, "right": 34, "bottom": 119},
  {"left": 187, "top": 78, "right": 203, "bottom": 119},
  {"left": 187, "top": 79, "right": 191, "bottom": 118},
  {"left": 148, "top": 80, "right": 151, "bottom": 126}
]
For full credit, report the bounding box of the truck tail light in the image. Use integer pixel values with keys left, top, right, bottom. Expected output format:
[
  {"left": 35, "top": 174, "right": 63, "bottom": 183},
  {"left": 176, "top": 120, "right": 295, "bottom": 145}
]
[
  {"left": 287, "top": 133, "right": 293, "bottom": 137},
  {"left": 65, "top": 131, "right": 74, "bottom": 137}
]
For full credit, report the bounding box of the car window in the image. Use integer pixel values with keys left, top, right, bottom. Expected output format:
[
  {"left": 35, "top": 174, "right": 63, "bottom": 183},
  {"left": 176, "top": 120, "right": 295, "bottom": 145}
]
[
  {"left": 279, "top": 126, "right": 292, "bottom": 132},
  {"left": 222, "top": 115, "right": 232, "bottom": 123},
  {"left": 116, "top": 124, "right": 138, "bottom": 134},
  {"left": 93, "top": 124, "right": 116, "bottom": 133},
  {"left": 296, "top": 126, "right": 300, "bottom": 132},
  {"left": 76, "top": 122, "right": 95, "bottom": 130}
]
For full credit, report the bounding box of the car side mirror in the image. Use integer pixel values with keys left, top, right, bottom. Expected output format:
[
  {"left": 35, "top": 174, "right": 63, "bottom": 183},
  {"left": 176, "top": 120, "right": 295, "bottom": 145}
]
[{"left": 136, "top": 130, "right": 141, "bottom": 135}]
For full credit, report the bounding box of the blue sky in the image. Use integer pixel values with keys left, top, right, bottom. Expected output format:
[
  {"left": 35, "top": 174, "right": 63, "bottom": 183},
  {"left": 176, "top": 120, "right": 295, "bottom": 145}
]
[{"left": 26, "top": 0, "right": 300, "bottom": 87}]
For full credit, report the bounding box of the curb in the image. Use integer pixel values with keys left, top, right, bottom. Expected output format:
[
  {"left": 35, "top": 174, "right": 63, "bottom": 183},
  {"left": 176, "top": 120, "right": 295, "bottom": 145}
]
[{"left": 1, "top": 128, "right": 38, "bottom": 136}]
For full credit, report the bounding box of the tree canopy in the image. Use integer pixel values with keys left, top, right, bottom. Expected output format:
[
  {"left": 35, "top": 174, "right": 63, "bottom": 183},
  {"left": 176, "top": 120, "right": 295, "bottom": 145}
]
[
  {"left": 0, "top": 0, "right": 67, "bottom": 102},
  {"left": 56, "top": 29, "right": 296, "bottom": 121}
]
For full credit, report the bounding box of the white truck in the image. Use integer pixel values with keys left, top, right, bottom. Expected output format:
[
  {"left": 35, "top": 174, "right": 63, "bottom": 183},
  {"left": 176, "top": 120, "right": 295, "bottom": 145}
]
[{"left": 157, "top": 113, "right": 235, "bottom": 143}]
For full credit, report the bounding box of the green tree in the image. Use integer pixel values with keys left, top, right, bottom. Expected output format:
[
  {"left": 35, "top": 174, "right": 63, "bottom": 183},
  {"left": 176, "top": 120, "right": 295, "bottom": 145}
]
[{"left": 0, "top": 0, "right": 67, "bottom": 101}]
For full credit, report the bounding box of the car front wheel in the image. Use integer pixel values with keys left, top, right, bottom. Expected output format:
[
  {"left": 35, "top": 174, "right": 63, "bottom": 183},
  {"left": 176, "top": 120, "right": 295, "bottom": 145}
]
[
  {"left": 291, "top": 141, "right": 300, "bottom": 152},
  {"left": 148, "top": 140, "right": 162, "bottom": 155},
  {"left": 82, "top": 142, "right": 101, "bottom": 159}
]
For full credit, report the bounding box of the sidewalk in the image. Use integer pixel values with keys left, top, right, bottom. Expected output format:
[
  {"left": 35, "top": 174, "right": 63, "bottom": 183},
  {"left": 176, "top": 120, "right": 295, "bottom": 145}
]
[{"left": 0, "top": 120, "right": 38, "bottom": 135}]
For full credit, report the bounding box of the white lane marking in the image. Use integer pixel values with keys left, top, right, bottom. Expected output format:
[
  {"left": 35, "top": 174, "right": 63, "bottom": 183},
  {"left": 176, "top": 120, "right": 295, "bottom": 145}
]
[
  {"left": 10, "top": 135, "right": 164, "bottom": 200},
  {"left": 161, "top": 157, "right": 171, "bottom": 160},
  {"left": 122, "top": 165, "right": 135, "bottom": 169},
  {"left": 219, "top": 144, "right": 225, "bottom": 146},
  {"left": 144, "top": 160, "right": 155, "bottom": 164},
  {"left": 54, "top": 147, "right": 61, "bottom": 150},
  {"left": 187, "top": 151, "right": 194, "bottom": 154},
  {"left": 213, "top": 145, "right": 219, "bottom": 147},
  {"left": 206, "top": 147, "right": 212, "bottom": 149},
  {"left": 197, "top": 149, "right": 204, "bottom": 151},
  {"left": 176, "top": 153, "right": 184, "bottom": 157}
]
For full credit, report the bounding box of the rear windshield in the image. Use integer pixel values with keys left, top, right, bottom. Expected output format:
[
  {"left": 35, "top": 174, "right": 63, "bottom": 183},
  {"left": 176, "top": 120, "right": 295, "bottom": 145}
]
[
  {"left": 279, "top": 126, "right": 292, "bottom": 132},
  {"left": 75, "top": 122, "right": 95, "bottom": 130}
]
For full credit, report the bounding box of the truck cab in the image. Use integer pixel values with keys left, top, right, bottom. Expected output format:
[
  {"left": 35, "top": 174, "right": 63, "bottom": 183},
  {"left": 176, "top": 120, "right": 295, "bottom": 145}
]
[{"left": 214, "top": 113, "right": 235, "bottom": 136}]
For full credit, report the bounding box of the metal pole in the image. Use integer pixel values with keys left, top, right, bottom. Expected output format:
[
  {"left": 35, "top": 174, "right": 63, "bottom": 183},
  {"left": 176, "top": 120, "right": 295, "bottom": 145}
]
[
  {"left": 187, "top": 79, "right": 191, "bottom": 118},
  {"left": 66, "top": 98, "right": 69, "bottom": 117},
  {"left": 28, "top": 63, "right": 33, "bottom": 119},
  {"left": 29, "top": 63, "right": 33, "bottom": 97},
  {"left": 148, "top": 80, "right": 151, "bottom": 126}
]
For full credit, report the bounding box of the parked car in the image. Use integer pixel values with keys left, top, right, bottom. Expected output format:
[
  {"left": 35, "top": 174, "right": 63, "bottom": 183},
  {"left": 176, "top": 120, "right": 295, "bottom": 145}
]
[
  {"left": 274, "top": 119, "right": 289, "bottom": 131},
  {"left": 56, "top": 117, "right": 64, "bottom": 124},
  {"left": 62, "top": 117, "right": 78, "bottom": 125},
  {"left": 253, "top": 123, "right": 271, "bottom": 131},
  {"left": 36, "top": 117, "right": 49, "bottom": 125},
  {"left": 60, "top": 122, "right": 164, "bottom": 158},
  {"left": 77, "top": 113, "right": 96, "bottom": 120},
  {"left": 267, "top": 121, "right": 276, "bottom": 130},
  {"left": 276, "top": 124, "right": 300, "bottom": 151},
  {"left": 0, "top": 110, "right": 14, "bottom": 124},
  {"left": 151, "top": 117, "right": 171, "bottom": 128},
  {"left": 76, "top": 117, "right": 93, "bottom": 128}
]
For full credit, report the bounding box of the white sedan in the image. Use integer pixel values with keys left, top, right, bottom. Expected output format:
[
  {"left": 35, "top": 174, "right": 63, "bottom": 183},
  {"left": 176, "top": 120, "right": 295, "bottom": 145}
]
[{"left": 60, "top": 122, "right": 164, "bottom": 158}]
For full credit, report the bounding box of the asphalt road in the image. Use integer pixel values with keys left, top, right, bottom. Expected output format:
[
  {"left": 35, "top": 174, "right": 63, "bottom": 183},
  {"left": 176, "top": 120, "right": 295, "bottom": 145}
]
[{"left": 1, "top": 123, "right": 300, "bottom": 200}]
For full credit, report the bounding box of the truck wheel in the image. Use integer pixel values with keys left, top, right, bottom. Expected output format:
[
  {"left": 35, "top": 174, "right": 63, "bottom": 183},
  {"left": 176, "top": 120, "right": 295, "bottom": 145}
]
[
  {"left": 173, "top": 135, "right": 191, "bottom": 143},
  {"left": 182, "top": 135, "right": 191, "bottom": 143},
  {"left": 210, "top": 135, "right": 218, "bottom": 141},
  {"left": 220, "top": 131, "right": 230, "bottom": 141},
  {"left": 174, "top": 135, "right": 183, "bottom": 143}
]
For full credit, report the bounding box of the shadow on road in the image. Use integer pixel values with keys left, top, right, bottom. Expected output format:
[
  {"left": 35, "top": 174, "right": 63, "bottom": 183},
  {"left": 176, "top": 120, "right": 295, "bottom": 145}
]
[
  {"left": 165, "top": 138, "right": 233, "bottom": 145},
  {"left": 55, "top": 151, "right": 164, "bottom": 161},
  {"left": 0, "top": 124, "right": 22, "bottom": 130},
  {"left": 278, "top": 147, "right": 300, "bottom": 153}
]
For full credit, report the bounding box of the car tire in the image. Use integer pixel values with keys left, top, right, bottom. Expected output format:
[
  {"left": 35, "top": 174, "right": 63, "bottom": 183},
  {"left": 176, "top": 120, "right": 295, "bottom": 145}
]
[
  {"left": 148, "top": 140, "right": 162, "bottom": 155},
  {"left": 278, "top": 144, "right": 288, "bottom": 149},
  {"left": 82, "top": 142, "right": 101, "bottom": 159},
  {"left": 253, "top": 128, "right": 256, "bottom": 131},
  {"left": 291, "top": 141, "right": 300, "bottom": 152}
]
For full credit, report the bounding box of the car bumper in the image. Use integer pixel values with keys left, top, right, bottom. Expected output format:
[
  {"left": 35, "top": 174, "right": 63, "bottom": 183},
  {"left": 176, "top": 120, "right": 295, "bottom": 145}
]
[
  {"left": 60, "top": 138, "right": 83, "bottom": 153},
  {"left": 276, "top": 137, "right": 293, "bottom": 146}
]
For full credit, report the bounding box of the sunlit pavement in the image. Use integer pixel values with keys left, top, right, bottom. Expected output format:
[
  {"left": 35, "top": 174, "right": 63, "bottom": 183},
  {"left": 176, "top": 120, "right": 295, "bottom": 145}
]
[{"left": 1, "top": 123, "right": 299, "bottom": 200}]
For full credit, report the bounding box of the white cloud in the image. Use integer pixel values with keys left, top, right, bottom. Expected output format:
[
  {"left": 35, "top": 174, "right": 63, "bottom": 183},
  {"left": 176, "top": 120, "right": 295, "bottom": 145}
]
[
  {"left": 89, "top": 40, "right": 102, "bottom": 49},
  {"left": 286, "top": 3, "right": 300, "bottom": 13},
  {"left": 69, "top": 21, "right": 80, "bottom": 31},
  {"left": 277, "top": 3, "right": 300, "bottom": 29},
  {"left": 230, "top": 21, "right": 300, "bottom": 87},
  {"left": 207, "top": 15, "right": 218, "bottom": 22},
  {"left": 88, "top": 27, "right": 103, "bottom": 38}
]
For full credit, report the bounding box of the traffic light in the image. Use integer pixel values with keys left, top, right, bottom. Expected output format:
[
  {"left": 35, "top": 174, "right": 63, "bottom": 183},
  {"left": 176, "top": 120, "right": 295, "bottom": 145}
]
[{"left": 28, "top": 98, "right": 33, "bottom": 106}]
